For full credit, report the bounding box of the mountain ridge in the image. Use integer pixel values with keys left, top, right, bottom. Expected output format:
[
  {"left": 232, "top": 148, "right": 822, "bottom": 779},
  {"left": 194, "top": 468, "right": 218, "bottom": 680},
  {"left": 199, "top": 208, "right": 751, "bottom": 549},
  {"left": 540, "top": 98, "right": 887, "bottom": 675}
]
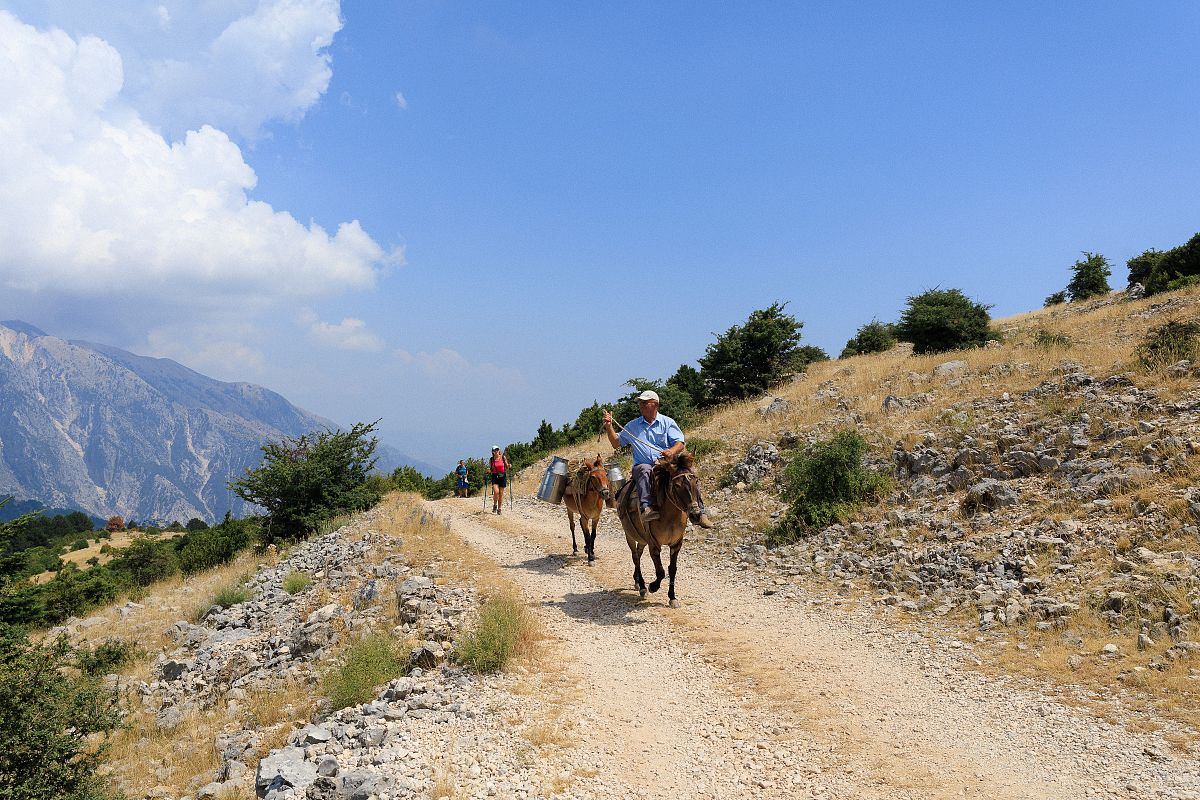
[{"left": 0, "top": 321, "right": 434, "bottom": 522}]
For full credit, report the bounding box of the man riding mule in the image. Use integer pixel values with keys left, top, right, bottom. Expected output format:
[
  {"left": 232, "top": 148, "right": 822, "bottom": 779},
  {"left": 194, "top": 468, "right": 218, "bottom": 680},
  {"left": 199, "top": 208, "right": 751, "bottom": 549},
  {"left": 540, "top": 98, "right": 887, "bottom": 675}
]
[{"left": 602, "top": 390, "right": 712, "bottom": 527}]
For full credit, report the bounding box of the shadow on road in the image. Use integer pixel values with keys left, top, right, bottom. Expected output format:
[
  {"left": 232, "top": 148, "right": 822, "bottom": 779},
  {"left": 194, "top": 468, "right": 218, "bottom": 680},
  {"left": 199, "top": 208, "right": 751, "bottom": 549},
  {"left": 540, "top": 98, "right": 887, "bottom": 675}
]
[{"left": 544, "top": 589, "right": 651, "bottom": 627}]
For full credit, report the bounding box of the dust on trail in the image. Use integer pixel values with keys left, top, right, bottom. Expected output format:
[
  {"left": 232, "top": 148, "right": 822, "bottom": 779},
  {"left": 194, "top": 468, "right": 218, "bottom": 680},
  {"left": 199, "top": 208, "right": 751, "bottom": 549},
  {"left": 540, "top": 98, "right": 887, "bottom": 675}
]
[{"left": 431, "top": 495, "right": 1200, "bottom": 800}]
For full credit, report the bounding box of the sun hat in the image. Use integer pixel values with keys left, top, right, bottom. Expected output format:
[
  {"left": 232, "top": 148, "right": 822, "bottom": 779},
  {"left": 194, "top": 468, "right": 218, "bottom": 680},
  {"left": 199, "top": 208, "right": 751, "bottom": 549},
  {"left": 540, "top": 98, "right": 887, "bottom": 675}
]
[{"left": 636, "top": 390, "right": 660, "bottom": 403}]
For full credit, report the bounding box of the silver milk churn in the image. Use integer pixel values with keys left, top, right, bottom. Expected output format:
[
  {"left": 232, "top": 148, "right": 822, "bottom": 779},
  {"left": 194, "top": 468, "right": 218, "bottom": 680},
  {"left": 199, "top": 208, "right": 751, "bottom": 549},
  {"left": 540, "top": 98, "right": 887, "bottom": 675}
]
[
  {"left": 605, "top": 462, "right": 626, "bottom": 508},
  {"left": 536, "top": 456, "right": 569, "bottom": 504}
]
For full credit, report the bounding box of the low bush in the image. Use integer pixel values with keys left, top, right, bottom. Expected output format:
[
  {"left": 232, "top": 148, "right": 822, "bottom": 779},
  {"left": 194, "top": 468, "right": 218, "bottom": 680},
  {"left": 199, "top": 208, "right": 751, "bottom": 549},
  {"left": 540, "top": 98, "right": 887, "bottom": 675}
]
[
  {"left": 685, "top": 438, "right": 722, "bottom": 458},
  {"left": 70, "top": 539, "right": 89, "bottom": 552},
  {"left": 176, "top": 518, "right": 255, "bottom": 575},
  {"left": 76, "top": 638, "right": 143, "bottom": 677},
  {"left": 283, "top": 571, "right": 312, "bottom": 595},
  {"left": 454, "top": 593, "right": 535, "bottom": 674},
  {"left": 322, "top": 633, "right": 407, "bottom": 710},
  {"left": 1138, "top": 319, "right": 1200, "bottom": 370},
  {"left": 768, "top": 430, "right": 890, "bottom": 545},
  {"left": 840, "top": 320, "right": 897, "bottom": 358},
  {"left": 1043, "top": 290, "right": 1067, "bottom": 307},
  {"left": 1032, "top": 329, "right": 1072, "bottom": 349}
]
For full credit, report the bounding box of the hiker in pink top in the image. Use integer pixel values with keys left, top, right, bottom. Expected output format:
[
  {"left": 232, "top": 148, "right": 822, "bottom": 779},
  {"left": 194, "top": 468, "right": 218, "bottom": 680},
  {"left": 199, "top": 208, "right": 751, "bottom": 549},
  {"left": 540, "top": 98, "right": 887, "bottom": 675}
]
[{"left": 488, "top": 446, "right": 510, "bottom": 514}]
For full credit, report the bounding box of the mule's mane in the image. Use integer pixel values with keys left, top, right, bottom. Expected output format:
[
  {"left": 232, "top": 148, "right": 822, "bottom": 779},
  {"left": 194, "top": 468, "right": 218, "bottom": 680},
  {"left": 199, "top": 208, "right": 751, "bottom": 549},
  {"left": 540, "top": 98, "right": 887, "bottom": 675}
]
[{"left": 670, "top": 451, "right": 696, "bottom": 473}]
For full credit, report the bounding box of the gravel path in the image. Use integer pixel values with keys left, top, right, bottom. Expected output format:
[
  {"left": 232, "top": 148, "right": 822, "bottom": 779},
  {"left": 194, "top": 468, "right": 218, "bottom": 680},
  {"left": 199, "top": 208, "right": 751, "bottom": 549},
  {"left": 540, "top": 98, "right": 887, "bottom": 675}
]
[{"left": 433, "top": 495, "right": 1200, "bottom": 800}]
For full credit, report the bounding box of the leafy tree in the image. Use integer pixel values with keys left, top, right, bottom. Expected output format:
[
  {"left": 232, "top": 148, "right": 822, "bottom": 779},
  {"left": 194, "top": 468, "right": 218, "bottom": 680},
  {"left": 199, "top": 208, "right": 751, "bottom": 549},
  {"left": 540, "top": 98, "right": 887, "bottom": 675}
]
[
  {"left": 698, "top": 302, "right": 810, "bottom": 405},
  {"left": 1127, "top": 248, "right": 1162, "bottom": 286},
  {"left": 231, "top": 421, "right": 382, "bottom": 542},
  {"left": 1044, "top": 290, "right": 1067, "bottom": 307},
  {"left": 1143, "top": 233, "right": 1200, "bottom": 295},
  {"left": 104, "top": 517, "right": 124, "bottom": 533},
  {"left": 840, "top": 320, "right": 896, "bottom": 359},
  {"left": 0, "top": 501, "right": 41, "bottom": 589},
  {"left": 390, "top": 465, "right": 431, "bottom": 494},
  {"left": 666, "top": 364, "right": 706, "bottom": 408},
  {"left": 895, "top": 288, "right": 994, "bottom": 354},
  {"left": 184, "top": 518, "right": 209, "bottom": 532},
  {"left": 1065, "top": 252, "right": 1112, "bottom": 302},
  {"left": 0, "top": 626, "right": 125, "bottom": 800}
]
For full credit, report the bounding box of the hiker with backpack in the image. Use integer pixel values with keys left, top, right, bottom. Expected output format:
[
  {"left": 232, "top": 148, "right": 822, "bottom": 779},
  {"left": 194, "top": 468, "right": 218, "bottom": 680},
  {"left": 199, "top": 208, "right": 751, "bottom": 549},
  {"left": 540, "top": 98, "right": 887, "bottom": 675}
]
[{"left": 488, "top": 446, "right": 510, "bottom": 513}]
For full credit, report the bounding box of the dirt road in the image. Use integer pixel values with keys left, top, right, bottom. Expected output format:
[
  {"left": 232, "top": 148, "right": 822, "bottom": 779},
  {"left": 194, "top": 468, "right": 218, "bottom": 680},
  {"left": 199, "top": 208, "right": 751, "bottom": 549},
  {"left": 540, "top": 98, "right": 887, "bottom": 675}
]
[{"left": 431, "top": 495, "right": 1200, "bottom": 800}]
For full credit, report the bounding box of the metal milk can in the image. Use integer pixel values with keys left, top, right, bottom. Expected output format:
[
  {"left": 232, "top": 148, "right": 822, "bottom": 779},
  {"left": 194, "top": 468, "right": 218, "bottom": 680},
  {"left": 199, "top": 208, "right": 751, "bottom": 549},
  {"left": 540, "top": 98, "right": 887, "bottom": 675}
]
[
  {"left": 605, "top": 462, "right": 626, "bottom": 508},
  {"left": 536, "top": 456, "right": 569, "bottom": 504}
]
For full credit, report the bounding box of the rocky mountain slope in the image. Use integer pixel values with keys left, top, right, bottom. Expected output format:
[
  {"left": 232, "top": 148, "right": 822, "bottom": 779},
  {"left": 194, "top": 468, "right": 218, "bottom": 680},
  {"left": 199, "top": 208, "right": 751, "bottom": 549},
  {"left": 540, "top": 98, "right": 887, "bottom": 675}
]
[{"left": 0, "top": 321, "right": 425, "bottom": 524}]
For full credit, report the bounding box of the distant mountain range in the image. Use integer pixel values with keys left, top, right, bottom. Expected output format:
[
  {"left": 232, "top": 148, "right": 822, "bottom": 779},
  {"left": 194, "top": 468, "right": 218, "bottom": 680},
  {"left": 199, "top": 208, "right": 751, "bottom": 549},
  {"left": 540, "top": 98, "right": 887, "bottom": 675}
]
[{"left": 0, "top": 321, "right": 437, "bottom": 523}]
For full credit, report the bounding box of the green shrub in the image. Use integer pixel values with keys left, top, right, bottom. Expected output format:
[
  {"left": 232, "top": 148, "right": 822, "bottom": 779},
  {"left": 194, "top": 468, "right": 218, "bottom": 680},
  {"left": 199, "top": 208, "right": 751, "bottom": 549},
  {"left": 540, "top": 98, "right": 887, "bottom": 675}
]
[
  {"left": 282, "top": 571, "right": 312, "bottom": 595},
  {"left": 895, "top": 288, "right": 995, "bottom": 354},
  {"left": 685, "top": 438, "right": 722, "bottom": 458},
  {"left": 0, "top": 627, "right": 125, "bottom": 800},
  {"left": 454, "top": 593, "right": 534, "bottom": 674},
  {"left": 1137, "top": 320, "right": 1200, "bottom": 370},
  {"left": 839, "top": 320, "right": 897, "bottom": 358},
  {"left": 70, "top": 539, "right": 89, "bottom": 552},
  {"left": 1065, "top": 252, "right": 1112, "bottom": 302},
  {"left": 107, "top": 538, "right": 177, "bottom": 587},
  {"left": 1043, "top": 290, "right": 1067, "bottom": 307},
  {"left": 322, "top": 634, "right": 407, "bottom": 710},
  {"left": 1141, "top": 233, "right": 1200, "bottom": 295},
  {"left": 176, "top": 518, "right": 255, "bottom": 575},
  {"left": 1032, "top": 329, "right": 1072, "bottom": 349},
  {"left": 768, "top": 430, "right": 890, "bottom": 545},
  {"left": 76, "top": 638, "right": 143, "bottom": 677}
]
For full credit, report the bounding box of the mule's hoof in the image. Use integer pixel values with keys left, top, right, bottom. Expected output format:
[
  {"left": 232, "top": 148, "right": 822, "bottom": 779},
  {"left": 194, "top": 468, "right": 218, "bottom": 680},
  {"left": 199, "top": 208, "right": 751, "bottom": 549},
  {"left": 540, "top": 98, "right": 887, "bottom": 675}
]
[
  {"left": 648, "top": 582, "right": 661, "bottom": 594},
  {"left": 638, "top": 588, "right": 647, "bottom": 599},
  {"left": 669, "top": 599, "right": 681, "bottom": 609},
  {"left": 571, "top": 548, "right": 578, "bottom": 555}
]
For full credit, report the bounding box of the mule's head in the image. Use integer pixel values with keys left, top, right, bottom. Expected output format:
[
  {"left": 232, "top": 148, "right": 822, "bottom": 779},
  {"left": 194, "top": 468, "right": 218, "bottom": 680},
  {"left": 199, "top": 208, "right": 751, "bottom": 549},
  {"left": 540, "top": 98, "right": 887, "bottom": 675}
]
[
  {"left": 664, "top": 452, "right": 704, "bottom": 522},
  {"left": 589, "top": 454, "right": 612, "bottom": 499}
]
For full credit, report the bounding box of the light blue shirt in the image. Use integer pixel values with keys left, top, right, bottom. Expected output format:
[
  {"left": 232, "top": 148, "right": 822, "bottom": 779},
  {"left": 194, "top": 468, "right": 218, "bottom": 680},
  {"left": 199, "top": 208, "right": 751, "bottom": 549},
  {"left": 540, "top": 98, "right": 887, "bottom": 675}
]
[{"left": 619, "top": 413, "right": 684, "bottom": 466}]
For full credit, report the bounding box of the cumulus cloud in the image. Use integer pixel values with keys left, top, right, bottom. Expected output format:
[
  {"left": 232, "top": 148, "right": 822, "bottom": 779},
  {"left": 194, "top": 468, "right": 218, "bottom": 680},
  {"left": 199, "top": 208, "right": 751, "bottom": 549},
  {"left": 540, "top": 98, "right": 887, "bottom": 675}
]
[
  {"left": 0, "top": 10, "right": 392, "bottom": 307},
  {"left": 305, "top": 313, "right": 385, "bottom": 352}
]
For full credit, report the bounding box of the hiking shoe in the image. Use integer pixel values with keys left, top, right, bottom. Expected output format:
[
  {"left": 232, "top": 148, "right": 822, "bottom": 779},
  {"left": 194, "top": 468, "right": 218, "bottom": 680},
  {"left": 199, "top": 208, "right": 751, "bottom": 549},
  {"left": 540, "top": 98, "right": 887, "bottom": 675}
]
[
  {"left": 694, "top": 512, "right": 715, "bottom": 529},
  {"left": 641, "top": 507, "right": 660, "bottom": 523}
]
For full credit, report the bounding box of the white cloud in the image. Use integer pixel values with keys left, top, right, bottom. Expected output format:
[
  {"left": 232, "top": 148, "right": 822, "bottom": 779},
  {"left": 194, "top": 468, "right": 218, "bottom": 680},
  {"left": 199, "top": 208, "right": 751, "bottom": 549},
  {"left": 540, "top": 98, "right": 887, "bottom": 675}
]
[
  {"left": 394, "top": 90, "right": 408, "bottom": 110},
  {"left": 0, "top": 11, "right": 392, "bottom": 306},
  {"left": 143, "top": 323, "right": 266, "bottom": 378},
  {"left": 306, "top": 314, "right": 385, "bottom": 352}
]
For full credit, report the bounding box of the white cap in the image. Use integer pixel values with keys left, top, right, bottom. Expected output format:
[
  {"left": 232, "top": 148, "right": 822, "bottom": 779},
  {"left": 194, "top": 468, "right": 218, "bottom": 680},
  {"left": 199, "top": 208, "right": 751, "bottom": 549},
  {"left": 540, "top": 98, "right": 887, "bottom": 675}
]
[
  {"left": 491, "top": 445, "right": 500, "bottom": 450},
  {"left": 636, "top": 390, "right": 660, "bottom": 402}
]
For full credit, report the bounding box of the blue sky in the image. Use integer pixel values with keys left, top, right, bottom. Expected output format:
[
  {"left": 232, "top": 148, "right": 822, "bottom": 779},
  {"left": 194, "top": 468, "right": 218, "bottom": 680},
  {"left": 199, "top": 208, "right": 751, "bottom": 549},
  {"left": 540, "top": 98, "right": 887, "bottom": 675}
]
[{"left": 1, "top": 2, "right": 1198, "bottom": 472}]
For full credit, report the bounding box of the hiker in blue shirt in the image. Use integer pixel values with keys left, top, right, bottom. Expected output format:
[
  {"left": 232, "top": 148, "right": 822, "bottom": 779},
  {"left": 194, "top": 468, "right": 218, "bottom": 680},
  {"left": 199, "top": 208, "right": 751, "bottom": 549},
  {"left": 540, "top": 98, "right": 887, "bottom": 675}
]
[
  {"left": 601, "top": 390, "right": 686, "bottom": 524},
  {"left": 455, "top": 460, "right": 469, "bottom": 497}
]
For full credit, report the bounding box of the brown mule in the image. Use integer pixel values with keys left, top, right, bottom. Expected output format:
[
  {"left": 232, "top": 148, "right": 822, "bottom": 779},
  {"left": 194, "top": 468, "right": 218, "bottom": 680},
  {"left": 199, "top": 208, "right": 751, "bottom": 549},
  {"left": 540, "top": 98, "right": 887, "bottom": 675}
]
[
  {"left": 564, "top": 455, "right": 611, "bottom": 563},
  {"left": 615, "top": 452, "right": 708, "bottom": 608}
]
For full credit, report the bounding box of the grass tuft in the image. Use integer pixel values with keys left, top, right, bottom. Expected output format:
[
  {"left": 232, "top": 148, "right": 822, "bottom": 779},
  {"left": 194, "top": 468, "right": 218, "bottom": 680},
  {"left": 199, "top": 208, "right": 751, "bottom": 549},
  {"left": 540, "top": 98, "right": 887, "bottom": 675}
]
[
  {"left": 322, "top": 633, "right": 408, "bottom": 710},
  {"left": 282, "top": 571, "right": 312, "bottom": 595},
  {"left": 454, "top": 592, "right": 536, "bottom": 674}
]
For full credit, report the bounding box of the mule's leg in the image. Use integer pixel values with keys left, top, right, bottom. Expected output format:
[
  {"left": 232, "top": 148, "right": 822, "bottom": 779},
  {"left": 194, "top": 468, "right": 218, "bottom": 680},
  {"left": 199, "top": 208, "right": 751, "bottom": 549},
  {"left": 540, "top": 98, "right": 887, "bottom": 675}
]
[
  {"left": 628, "top": 539, "right": 647, "bottom": 598},
  {"left": 585, "top": 515, "right": 597, "bottom": 563},
  {"left": 647, "top": 544, "right": 667, "bottom": 594},
  {"left": 567, "top": 509, "right": 578, "bottom": 554},
  {"left": 667, "top": 542, "right": 682, "bottom": 608}
]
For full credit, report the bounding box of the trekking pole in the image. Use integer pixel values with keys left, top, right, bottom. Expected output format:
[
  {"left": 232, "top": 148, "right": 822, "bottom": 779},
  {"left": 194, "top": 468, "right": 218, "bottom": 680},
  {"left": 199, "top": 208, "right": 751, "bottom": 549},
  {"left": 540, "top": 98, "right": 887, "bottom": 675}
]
[{"left": 482, "top": 473, "right": 489, "bottom": 511}]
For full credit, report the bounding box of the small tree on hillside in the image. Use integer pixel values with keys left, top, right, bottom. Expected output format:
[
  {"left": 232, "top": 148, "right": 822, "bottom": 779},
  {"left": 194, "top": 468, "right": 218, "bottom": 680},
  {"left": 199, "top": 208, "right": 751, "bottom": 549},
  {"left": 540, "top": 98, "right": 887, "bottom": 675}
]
[
  {"left": 0, "top": 628, "right": 124, "bottom": 800},
  {"left": 1044, "top": 291, "right": 1067, "bottom": 307},
  {"left": 895, "top": 288, "right": 994, "bottom": 354},
  {"left": 1066, "top": 252, "right": 1112, "bottom": 302},
  {"left": 698, "top": 302, "right": 810, "bottom": 405},
  {"left": 231, "top": 421, "right": 381, "bottom": 542},
  {"left": 104, "top": 516, "right": 124, "bottom": 533},
  {"left": 666, "top": 364, "right": 706, "bottom": 408},
  {"left": 839, "top": 320, "right": 897, "bottom": 359}
]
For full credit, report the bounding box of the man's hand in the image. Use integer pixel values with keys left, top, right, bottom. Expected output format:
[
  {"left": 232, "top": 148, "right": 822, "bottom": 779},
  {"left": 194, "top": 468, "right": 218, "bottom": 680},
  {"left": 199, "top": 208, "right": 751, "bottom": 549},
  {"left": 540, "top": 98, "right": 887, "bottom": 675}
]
[{"left": 602, "top": 409, "right": 613, "bottom": 428}]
